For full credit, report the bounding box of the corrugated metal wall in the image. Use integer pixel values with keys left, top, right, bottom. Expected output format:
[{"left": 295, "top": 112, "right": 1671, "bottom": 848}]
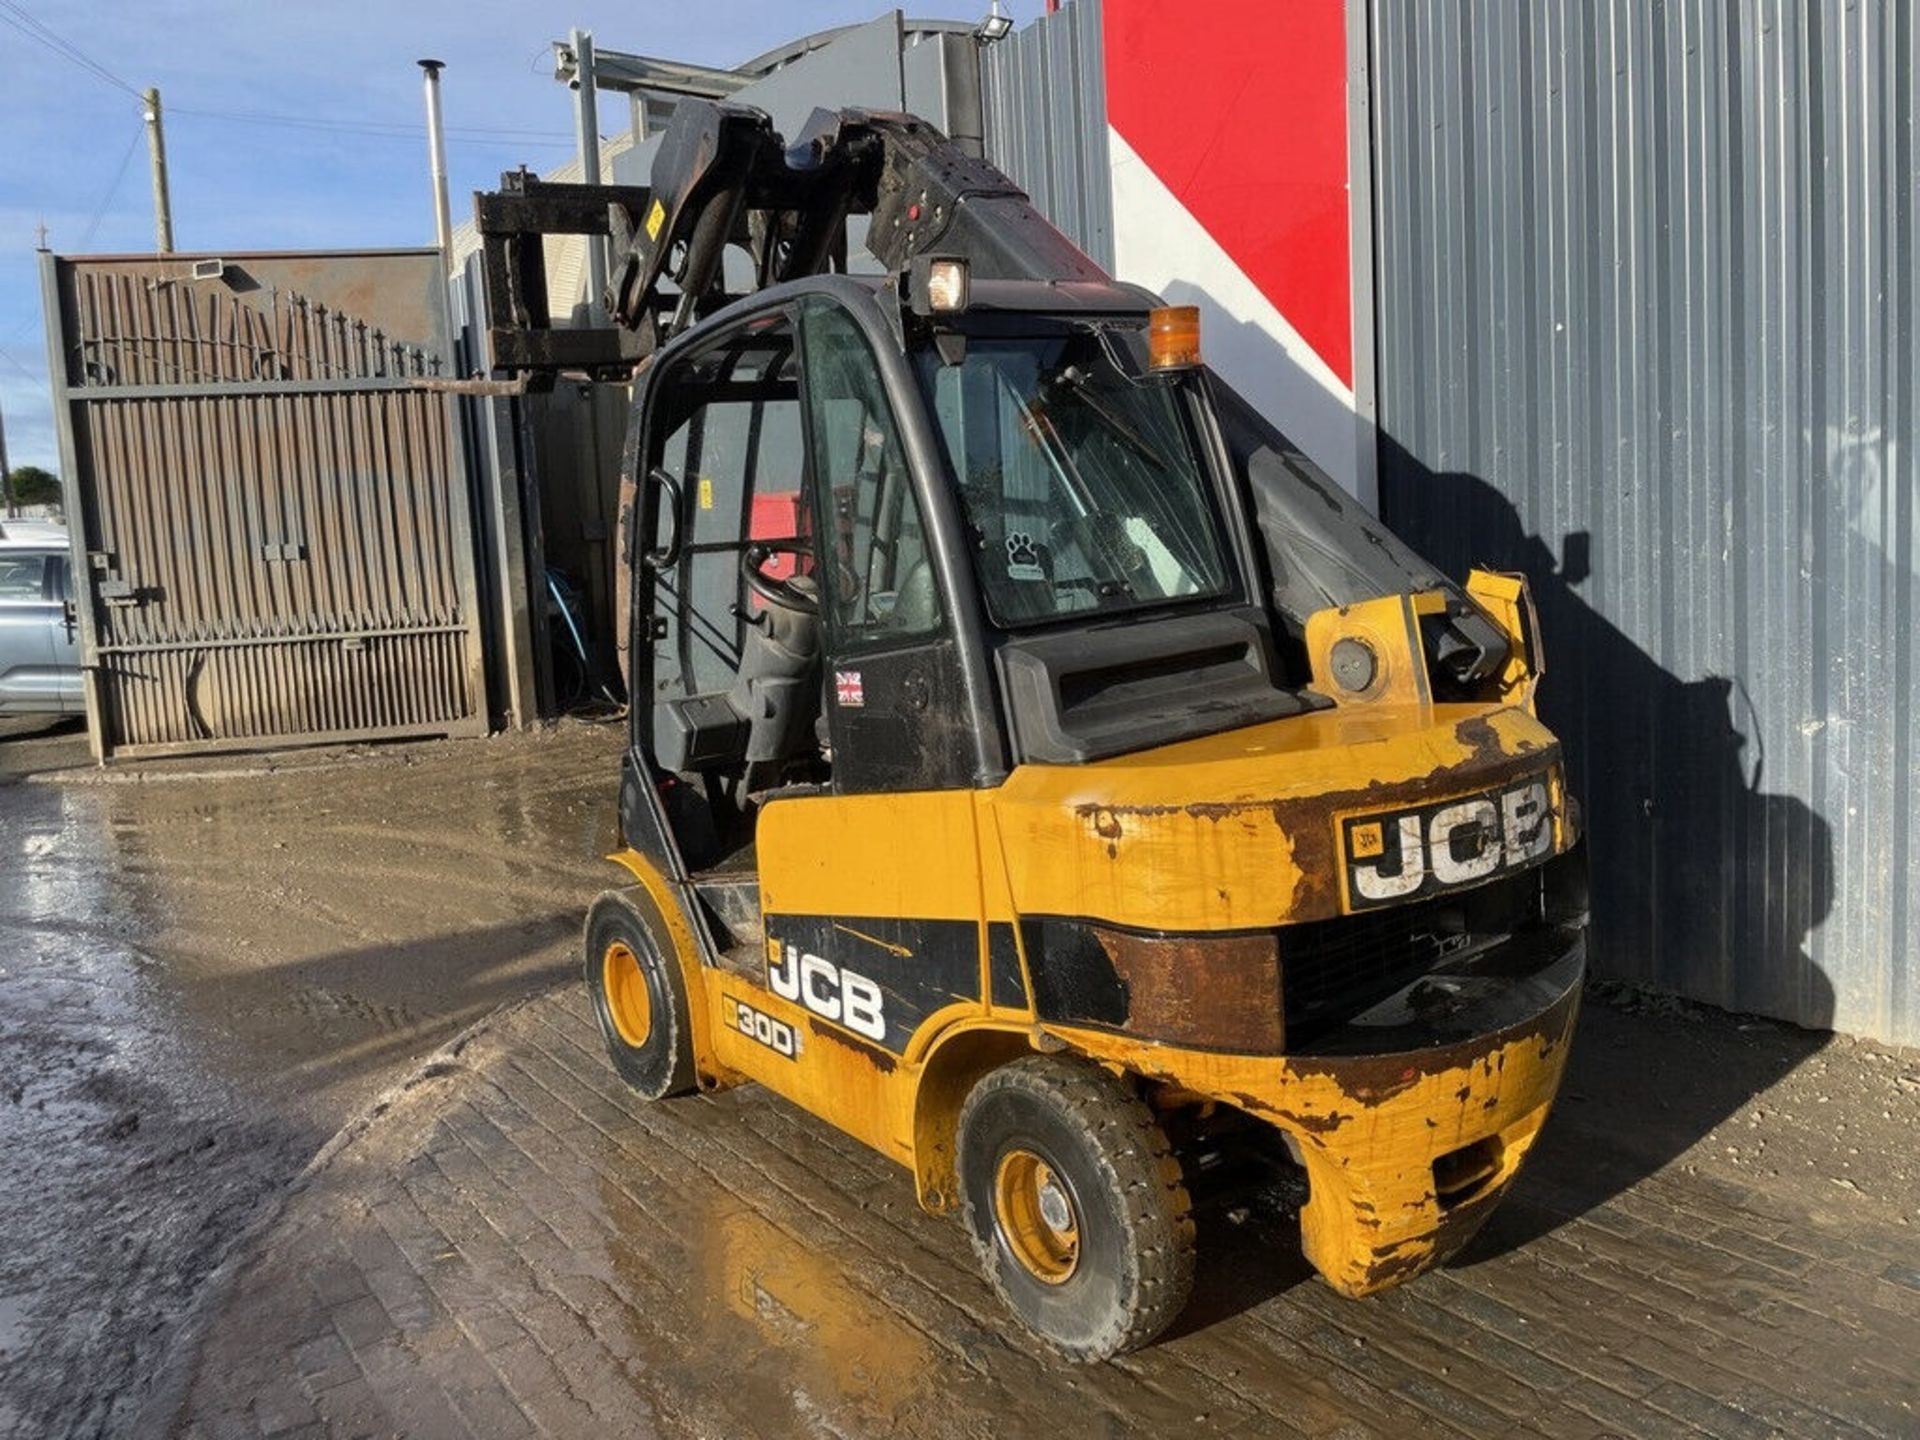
[
  {"left": 981, "top": 0, "right": 1114, "bottom": 270},
  {"left": 45, "top": 250, "right": 488, "bottom": 760},
  {"left": 1371, "top": 0, "right": 1917, "bottom": 1044}
]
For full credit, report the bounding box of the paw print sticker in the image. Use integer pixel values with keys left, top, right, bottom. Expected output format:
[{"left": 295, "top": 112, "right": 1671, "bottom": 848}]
[{"left": 1005, "top": 531, "right": 1046, "bottom": 582}]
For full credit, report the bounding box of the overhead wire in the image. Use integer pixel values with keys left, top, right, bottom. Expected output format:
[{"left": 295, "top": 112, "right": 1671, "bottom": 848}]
[
  {"left": 0, "top": 0, "right": 583, "bottom": 430},
  {"left": 0, "top": 2, "right": 575, "bottom": 149},
  {"left": 0, "top": 344, "right": 50, "bottom": 395},
  {"left": 0, "top": 0, "right": 140, "bottom": 97},
  {"left": 75, "top": 123, "right": 146, "bottom": 251}
]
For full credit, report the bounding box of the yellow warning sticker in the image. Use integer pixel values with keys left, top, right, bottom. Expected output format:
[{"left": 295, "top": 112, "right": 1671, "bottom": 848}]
[
  {"left": 1348, "top": 820, "right": 1384, "bottom": 859},
  {"left": 645, "top": 198, "right": 666, "bottom": 241},
  {"left": 698, "top": 477, "right": 714, "bottom": 511}
]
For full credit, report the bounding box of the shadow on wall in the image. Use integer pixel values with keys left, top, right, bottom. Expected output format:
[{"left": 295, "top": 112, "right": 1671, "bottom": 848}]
[
  {"left": 1144, "top": 270, "right": 1835, "bottom": 1029},
  {"left": 1376, "top": 438, "right": 1836, "bottom": 1035},
  {"left": 1157, "top": 272, "right": 1838, "bottom": 1029},
  {"left": 1373, "top": 440, "right": 1839, "bottom": 1261},
  {"left": 1143, "top": 279, "right": 1837, "bottom": 1025}
]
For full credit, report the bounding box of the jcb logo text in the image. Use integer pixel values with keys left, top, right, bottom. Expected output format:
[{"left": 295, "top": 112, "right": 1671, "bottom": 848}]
[
  {"left": 1342, "top": 775, "right": 1556, "bottom": 910},
  {"left": 766, "top": 942, "right": 887, "bottom": 1042}
]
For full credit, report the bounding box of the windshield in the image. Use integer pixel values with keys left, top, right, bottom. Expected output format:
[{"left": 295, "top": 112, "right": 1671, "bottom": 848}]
[{"left": 917, "top": 330, "right": 1234, "bottom": 627}]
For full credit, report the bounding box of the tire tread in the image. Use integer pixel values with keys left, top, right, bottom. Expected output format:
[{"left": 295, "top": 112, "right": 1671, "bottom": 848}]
[{"left": 957, "top": 1055, "right": 1195, "bottom": 1360}]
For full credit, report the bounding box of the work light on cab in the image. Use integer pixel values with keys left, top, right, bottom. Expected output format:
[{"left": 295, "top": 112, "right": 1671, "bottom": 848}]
[
  {"left": 908, "top": 255, "right": 970, "bottom": 315},
  {"left": 928, "top": 258, "right": 969, "bottom": 311}
]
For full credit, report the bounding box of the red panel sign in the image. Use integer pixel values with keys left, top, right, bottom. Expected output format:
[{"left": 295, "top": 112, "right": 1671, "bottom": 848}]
[{"left": 1103, "top": 0, "right": 1353, "bottom": 387}]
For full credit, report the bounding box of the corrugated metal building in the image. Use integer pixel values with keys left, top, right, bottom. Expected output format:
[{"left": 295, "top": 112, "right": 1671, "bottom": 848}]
[{"left": 1369, "top": 0, "right": 1916, "bottom": 1044}]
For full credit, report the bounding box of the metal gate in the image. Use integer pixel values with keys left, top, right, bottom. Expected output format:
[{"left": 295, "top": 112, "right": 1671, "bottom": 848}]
[{"left": 41, "top": 249, "right": 487, "bottom": 760}]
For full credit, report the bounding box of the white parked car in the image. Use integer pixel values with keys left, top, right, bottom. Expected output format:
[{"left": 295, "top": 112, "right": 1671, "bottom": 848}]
[{"left": 0, "top": 520, "right": 82, "bottom": 716}]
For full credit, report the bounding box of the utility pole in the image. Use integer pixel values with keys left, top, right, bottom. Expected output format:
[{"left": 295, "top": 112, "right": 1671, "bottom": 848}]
[
  {"left": 418, "top": 60, "right": 453, "bottom": 265},
  {"left": 143, "top": 87, "right": 174, "bottom": 253},
  {"left": 0, "top": 397, "right": 15, "bottom": 519}
]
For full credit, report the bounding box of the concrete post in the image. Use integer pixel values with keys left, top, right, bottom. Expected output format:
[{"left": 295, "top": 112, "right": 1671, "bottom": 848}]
[{"left": 569, "top": 28, "right": 608, "bottom": 324}]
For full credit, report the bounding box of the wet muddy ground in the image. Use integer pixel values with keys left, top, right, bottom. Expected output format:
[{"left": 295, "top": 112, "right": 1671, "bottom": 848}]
[
  {"left": 2, "top": 715, "right": 1917, "bottom": 1438},
  {"left": 0, "top": 716, "right": 623, "bottom": 1438}
]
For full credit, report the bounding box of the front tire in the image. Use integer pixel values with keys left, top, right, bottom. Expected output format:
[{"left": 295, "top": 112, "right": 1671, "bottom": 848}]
[
  {"left": 583, "top": 892, "right": 696, "bottom": 1100},
  {"left": 957, "top": 1056, "right": 1195, "bottom": 1360}
]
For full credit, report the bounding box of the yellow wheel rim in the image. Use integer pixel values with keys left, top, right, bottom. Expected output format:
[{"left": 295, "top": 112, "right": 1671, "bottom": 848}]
[
  {"left": 602, "top": 940, "right": 652, "bottom": 1050},
  {"left": 993, "top": 1148, "right": 1079, "bottom": 1285}
]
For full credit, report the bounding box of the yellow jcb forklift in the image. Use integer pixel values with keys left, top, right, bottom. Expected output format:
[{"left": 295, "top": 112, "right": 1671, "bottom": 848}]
[{"left": 477, "top": 103, "right": 1587, "bottom": 1360}]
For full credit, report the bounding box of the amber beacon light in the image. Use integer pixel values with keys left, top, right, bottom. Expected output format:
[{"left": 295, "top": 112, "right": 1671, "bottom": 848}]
[{"left": 1148, "top": 304, "right": 1202, "bottom": 370}]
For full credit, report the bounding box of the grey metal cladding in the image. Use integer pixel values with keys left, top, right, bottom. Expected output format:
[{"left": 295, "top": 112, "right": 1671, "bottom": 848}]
[
  {"left": 1371, "top": 0, "right": 1917, "bottom": 1044},
  {"left": 980, "top": 0, "right": 1113, "bottom": 271}
]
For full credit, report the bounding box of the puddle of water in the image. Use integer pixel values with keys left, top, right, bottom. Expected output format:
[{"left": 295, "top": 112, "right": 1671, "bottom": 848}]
[
  {"left": 0, "top": 725, "right": 625, "bottom": 1436},
  {"left": 593, "top": 1171, "right": 938, "bottom": 1437}
]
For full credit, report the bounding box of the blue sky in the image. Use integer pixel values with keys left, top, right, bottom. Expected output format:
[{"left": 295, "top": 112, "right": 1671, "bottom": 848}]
[{"left": 0, "top": 1, "right": 999, "bottom": 474}]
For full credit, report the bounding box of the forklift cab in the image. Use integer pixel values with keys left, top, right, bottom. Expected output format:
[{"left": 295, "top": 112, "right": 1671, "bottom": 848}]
[
  {"left": 624, "top": 274, "right": 1318, "bottom": 964},
  {"left": 627, "top": 284, "right": 959, "bottom": 917}
]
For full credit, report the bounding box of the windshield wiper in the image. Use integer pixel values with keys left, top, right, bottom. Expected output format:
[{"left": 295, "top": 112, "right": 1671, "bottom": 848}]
[{"left": 1048, "top": 364, "right": 1172, "bottom": 475}]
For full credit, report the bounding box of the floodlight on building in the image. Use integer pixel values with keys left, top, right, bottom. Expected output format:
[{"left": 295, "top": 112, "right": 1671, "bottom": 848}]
[{"left": 976, "top": 1, "right": 1014, "bottom": 43}]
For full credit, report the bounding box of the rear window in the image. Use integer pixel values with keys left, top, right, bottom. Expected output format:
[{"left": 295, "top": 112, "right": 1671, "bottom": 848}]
[{"left": 0, "top": 553, "right": 46, "bottom": 600}]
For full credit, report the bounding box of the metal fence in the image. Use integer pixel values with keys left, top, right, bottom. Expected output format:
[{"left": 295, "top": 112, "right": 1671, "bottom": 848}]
[
  {"left": 1371, "top": 0, "right": 1917, "bottom": 1044},
  {"left": 43, "top": 250, "right": 487, "bottom": 760},
  {"left": 981, "top": 0, "right": 1113, "bottom": 271}
]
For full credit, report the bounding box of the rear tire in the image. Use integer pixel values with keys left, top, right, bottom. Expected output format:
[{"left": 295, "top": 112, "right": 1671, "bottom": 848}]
[
  {"left": 957, "top": 1056, "right": 1195, "bottom": 1360},
  {"left": 583, "top": 892, "right": 696, "bottom": 1100}
]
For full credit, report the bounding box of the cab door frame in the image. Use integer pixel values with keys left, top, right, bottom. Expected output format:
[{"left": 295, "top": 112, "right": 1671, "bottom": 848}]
[{"left": 618, "top": 279, "right": 1010, "bottom": 973}]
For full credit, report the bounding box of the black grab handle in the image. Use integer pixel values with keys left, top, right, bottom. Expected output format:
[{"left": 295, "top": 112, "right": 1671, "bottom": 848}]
[{"left": 643, "top": 466, "right": 684, "bottom": 570}]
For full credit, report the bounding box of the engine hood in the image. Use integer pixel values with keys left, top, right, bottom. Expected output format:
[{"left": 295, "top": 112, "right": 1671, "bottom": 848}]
[{"left": 980, "top": 702, "right": 1571, "bottom": 931}]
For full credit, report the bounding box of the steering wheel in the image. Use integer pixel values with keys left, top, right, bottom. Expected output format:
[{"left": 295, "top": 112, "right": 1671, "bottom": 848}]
[{"left": 741, "top": 538, "right": 819, "bottom": 615}]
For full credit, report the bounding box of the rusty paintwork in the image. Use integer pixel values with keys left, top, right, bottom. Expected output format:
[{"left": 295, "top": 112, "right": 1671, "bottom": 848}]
[
  {"left": 1045, "top": 941, "right": 1584, "bottom": 1295},
  {"left": 596, "top": 574, "right": 1586, "bottom": 1309},
  {"left": 806, "top": 1016, "right": 899, "bottom": 1075},
  {"left": 1091, "top": 927, "right": 1284, "bottom": 1052}
]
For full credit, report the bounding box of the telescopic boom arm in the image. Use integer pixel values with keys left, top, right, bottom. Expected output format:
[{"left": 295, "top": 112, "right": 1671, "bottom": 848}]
[{"left": 473, "top": 100, "right": 1104, "bottom": 379}]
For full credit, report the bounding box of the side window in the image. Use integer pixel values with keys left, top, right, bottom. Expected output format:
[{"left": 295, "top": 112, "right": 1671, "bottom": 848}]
[
  {"left": 0, "top": 553, "right": 46, "bottom": 600},
  {"left": 799, "top": 302, "right": 942, "bottom": 645}
]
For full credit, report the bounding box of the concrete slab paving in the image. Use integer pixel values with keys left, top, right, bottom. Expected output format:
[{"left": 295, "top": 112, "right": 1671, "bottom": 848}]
[{"left": 173, "top": 986, "right": 1920, "bottom": 1440}]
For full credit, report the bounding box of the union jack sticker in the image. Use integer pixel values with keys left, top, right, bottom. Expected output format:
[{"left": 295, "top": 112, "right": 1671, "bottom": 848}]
[{"left": 835, "top": 670, "right": 864, "bottom": 707}]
